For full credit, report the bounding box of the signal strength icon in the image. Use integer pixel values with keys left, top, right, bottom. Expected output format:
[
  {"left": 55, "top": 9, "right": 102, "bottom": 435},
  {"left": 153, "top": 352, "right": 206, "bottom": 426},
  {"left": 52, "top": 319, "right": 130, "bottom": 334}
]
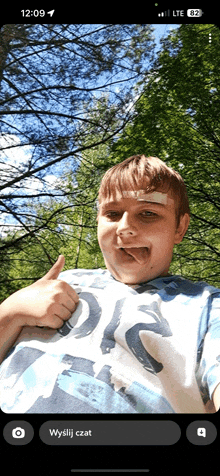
[{"left": 158, "top": 10, "right": 170, "bottom": 16}]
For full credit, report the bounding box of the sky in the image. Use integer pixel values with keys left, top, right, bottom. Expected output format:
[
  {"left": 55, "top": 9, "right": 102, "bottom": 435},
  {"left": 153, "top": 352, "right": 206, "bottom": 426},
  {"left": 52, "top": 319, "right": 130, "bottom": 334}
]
[
  {"left": 0, "top": 24, "right": 180, "bottom": 237},
  {"left": 152, "top": 23, "right": 179, "bottom": 51}
]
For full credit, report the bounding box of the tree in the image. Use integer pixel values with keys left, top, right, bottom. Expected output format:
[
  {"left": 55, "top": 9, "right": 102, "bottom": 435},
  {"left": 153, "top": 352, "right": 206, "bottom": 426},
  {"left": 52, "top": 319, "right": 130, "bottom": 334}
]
[
  {"left": 0, "top": 23, "right": 156, "bottom": 297},
  {"left": 110, "top": 24, "right": 220, "bottom": 287},
  {"left": 0, "top": 142, "right": 107, "bottom": 302}
]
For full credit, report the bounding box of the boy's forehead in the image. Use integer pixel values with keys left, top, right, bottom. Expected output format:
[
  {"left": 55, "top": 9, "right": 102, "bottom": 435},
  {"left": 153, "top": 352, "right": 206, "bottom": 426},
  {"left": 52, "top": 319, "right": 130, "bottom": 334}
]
[
  {"left": 101, "top": 190, "right": 174, "bottom": 207},
  {"left": 122, "top": 190, "right": 173, "bottom": 205}
]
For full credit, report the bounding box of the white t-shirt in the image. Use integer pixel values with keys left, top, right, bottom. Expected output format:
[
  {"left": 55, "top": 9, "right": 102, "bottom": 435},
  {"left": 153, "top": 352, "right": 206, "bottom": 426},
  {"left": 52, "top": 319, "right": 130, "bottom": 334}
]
[{"left": 0, "top": 269, "right": 220, "bottom": 413}]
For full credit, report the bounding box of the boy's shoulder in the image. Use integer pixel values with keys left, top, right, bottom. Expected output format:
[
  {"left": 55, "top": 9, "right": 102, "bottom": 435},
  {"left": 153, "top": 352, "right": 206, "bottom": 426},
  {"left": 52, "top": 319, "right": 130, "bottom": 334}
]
[
  {"left": 148, "top": 274, "right": 220, "bottom": 299},
  {"left": 151, "top": 275, "right": 220, "bottom": 293}
]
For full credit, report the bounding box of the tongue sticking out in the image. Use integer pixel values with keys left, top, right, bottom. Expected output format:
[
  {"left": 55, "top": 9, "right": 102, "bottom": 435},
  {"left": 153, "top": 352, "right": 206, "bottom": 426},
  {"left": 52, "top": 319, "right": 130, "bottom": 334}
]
[{"left": 123, "top": 247, "right": 149, "bottom": 264}]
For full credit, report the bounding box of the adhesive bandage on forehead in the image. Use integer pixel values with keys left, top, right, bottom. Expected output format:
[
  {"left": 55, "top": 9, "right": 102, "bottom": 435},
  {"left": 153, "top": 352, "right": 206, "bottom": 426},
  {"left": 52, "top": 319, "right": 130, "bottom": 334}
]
[
  {"left": 96, "top": 190, "right": 174, "bottom": 211},
  {"left": 122, "top": 190, "right": 174, "bottom": 205}
]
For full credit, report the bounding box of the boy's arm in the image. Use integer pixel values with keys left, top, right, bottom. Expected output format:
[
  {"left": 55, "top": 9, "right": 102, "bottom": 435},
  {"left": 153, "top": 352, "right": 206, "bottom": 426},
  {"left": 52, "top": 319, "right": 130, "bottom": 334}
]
[
  {"left": 213, "top": 383, "right": 220, "bottom": 411},
  {"left": 0, "top": 308, "right": 23, "bottom": 364}
]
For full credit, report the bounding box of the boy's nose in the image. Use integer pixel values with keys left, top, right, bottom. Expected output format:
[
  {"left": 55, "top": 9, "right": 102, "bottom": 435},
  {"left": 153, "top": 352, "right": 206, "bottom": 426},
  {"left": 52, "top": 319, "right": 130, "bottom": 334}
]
[{"left": 116, "top": 212, "right": 137, "bottom": 236}]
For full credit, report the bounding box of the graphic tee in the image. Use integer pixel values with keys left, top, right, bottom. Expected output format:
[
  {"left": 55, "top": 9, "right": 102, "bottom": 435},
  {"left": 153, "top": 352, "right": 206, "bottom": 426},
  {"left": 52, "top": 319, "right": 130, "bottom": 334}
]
[{"left": 0, "top": 269, "right": 220, "bottom": 413}]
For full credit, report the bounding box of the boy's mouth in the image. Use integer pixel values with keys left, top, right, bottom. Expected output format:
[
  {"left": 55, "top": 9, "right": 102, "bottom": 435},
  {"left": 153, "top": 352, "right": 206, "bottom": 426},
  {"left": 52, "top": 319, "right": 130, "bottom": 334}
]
[{"left": 120, "top": 247, "right": 149, "bottom": 264}]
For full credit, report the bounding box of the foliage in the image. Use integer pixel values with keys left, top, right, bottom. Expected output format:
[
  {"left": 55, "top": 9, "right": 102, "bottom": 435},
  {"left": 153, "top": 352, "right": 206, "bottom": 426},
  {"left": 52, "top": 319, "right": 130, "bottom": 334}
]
[
  {"left": 110, "top": 24, "right": 220, "bottom": 286},
  {"left": 1, "top": 24, "right": 220, "bottom": 300},
  {"left": 0, "top": 24, "right": 155, "bottom": 299}
]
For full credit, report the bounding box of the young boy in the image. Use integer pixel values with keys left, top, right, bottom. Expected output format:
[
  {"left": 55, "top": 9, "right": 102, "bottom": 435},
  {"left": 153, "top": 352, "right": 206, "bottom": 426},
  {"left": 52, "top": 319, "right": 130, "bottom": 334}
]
[{"left": 0, "top": 155, "right": 220, "bottom": 413}]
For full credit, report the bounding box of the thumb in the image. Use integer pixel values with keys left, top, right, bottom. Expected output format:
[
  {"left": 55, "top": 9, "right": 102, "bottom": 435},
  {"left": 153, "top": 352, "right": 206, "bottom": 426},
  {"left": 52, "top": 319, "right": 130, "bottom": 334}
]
[{"left": 41, "top": 255, "right": 65, "bottom": 280}]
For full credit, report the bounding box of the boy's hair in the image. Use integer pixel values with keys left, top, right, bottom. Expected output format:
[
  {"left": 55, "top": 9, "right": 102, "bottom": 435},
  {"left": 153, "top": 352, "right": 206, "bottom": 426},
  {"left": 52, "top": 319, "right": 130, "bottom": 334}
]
[{"left": 97, "top": 155, "right": 190, "bottom": 226}]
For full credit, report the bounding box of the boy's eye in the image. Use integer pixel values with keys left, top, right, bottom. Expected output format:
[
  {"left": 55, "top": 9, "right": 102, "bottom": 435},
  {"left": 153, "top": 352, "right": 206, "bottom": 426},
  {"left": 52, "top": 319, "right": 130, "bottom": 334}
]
[
  {"left": 105, "top": 211, "right": 120, "bottom": 219},
  {"left": 105, "top": 211, "right": 158, "bottom": 219},
  {"left": 141, "top": 211, "right": 157, "bottom": 218}
]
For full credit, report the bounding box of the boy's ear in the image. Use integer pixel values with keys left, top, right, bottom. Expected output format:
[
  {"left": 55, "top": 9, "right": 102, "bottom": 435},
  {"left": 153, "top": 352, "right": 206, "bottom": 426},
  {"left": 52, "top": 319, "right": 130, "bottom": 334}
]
[{"left": 174, "top": 213, "right": 190, "bottom": 244}]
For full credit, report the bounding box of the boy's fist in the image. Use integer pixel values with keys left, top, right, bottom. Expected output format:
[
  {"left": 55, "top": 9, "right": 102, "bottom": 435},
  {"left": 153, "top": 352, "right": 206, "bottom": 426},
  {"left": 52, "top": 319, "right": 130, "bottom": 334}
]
[{"left": 1, "top": 255, "right": 79, "bottom": 329}]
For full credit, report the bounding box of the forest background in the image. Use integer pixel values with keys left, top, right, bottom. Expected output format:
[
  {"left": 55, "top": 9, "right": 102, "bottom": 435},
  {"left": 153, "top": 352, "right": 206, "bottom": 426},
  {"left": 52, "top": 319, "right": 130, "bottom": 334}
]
[{"left": 0, "top": 23, "right": 219, "bottom": 302}]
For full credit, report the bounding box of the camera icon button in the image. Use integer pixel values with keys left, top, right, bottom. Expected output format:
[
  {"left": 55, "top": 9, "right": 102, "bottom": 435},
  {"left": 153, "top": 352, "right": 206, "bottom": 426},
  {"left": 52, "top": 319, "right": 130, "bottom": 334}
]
[{"left": 3, "top": 421, "right": 34, "bottom": 445}]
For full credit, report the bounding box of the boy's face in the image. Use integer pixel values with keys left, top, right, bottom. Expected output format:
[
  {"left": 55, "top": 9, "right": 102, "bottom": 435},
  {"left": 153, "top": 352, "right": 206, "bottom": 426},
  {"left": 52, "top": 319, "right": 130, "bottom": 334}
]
[{"left": 97, "top": 190, "right": 190, "bottom": 284}]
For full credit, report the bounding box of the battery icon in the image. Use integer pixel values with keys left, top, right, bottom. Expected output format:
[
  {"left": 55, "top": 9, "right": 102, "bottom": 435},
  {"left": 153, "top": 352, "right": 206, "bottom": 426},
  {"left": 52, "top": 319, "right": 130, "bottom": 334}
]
[{"left": 187, "top": 9, "right": 203, "bottom": 17}]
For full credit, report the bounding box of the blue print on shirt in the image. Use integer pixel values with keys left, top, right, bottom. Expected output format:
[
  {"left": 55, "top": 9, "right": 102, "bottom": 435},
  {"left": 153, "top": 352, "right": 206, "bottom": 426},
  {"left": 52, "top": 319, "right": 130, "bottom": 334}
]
[{"left": 125, "top": 301, "right": 172, "bottom": 374}]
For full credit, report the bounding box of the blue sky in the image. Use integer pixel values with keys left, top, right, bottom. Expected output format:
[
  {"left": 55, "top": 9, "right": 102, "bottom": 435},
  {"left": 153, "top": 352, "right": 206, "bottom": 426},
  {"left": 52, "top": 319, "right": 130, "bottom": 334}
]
[
  {"left": 0, "top": 24, "right": 180, "bottom": 236},
  {"left": 153, "top": 23, "right": 180, "bottom": 51}
]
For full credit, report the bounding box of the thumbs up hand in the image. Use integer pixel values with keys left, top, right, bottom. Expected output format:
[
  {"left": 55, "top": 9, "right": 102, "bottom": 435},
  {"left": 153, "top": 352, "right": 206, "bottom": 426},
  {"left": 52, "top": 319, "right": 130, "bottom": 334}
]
[
  {"left": 1, "top": 255, "right": 79, "bottom": 330},
  {"left": 40, "top": 254, "right": 65, "bottom": 281}
]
